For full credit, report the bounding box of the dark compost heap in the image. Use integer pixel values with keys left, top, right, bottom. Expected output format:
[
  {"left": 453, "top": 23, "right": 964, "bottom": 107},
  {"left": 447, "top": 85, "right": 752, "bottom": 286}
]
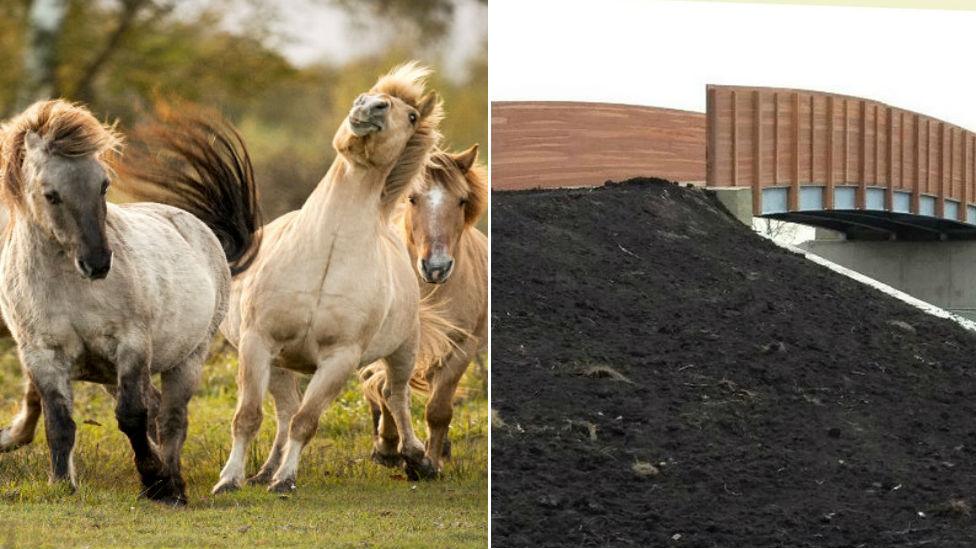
[{"left": 491, "top": 178, "right": 976, "bottom": 547}]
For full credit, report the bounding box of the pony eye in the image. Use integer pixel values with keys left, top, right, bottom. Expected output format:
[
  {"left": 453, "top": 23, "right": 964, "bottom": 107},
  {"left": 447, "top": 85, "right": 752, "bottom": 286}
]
[
  {"left": 408, "top": 195, "right": 418, "bottom": 205},
  {"left": 100, "top": 179, "right": 110, "bottom": 195},
  {"left": 44, "top": 191, "right": 61, "bottom": 205},
  {"left": 409, "top": 112, "right": 418, "bottom": 124},
  {"left": 459, "top": 198, "right": 468, "bottom": 207}
]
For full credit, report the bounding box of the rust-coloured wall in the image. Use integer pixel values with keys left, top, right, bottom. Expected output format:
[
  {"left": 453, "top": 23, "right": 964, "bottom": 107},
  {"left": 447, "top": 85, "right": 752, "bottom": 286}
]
[
  {"left": 491, "top": 101, "right": 707, "bottom": 190},
  {"left": 707, "top": 85, "right": 976, "bottom": 219}
]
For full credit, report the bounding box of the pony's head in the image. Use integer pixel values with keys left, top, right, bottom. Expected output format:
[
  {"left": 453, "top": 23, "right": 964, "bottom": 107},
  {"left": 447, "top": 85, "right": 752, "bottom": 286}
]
[
  {"left": 0, "top": 100, "right": 120, "bottom": 280},
  {"left": 405, "top": 145, "right": 486, "bottom": 284},
  {"left": 335, "top": 62, "right": 443, "bottom": 178}
]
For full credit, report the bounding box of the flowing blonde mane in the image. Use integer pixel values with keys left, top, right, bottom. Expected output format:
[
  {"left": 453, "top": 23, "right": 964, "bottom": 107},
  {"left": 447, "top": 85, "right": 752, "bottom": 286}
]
[
  {"left": 375, "top": 62, "right": 444, "bottom": 214},
  {"left": 0, "top": 100, "right": 121, "bottom": 210},
  {"left": 422, "top": 149, "right": 488, "bottom": 226}
]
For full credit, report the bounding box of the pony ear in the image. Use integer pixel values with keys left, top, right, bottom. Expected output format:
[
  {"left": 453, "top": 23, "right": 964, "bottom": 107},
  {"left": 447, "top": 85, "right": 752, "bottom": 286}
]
[
  {"left": 453, "top": 144, "right": 479, "bottom": 173},
  {"left": 24, "top": 131, "right": 45, "bottom": 155},
  {"left": 417, "top": 92, "right": 439, "bottom": 119}
]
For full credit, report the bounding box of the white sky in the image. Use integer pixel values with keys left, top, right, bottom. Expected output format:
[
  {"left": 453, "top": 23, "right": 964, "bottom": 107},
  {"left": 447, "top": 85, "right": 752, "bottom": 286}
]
[
  {"left": 490, "top": 0, "right": 976, "bottom": 130},
  {"left": 168, "top": 0, "right": 485, "bottom": 81},
  {"left": 208, "top": 0, "right": 486, "bottom": 79}
]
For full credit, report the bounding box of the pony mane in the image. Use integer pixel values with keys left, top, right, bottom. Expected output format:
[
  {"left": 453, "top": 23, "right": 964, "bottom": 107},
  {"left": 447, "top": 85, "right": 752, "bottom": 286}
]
[
  {"left": 422, "top": 149, "right": 488, "bottom": 225},
  {"left": 376, "top": 61, "right": 444, "bottom": 214},
  {"left": 0, "top": 100, "right": 121, "bottom": 210},
  {"left": 371, "top": 61, "right": 433, "bottom": 109}
]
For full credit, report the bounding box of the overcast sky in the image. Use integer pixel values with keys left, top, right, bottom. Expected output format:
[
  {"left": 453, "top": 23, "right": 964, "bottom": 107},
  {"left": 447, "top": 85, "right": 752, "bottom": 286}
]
[
  {"left": 206, "top": 0, "right": 486, "bottom": 78},
  {"left": 490, "top": 0, "right": 976, "bottom": 130}
]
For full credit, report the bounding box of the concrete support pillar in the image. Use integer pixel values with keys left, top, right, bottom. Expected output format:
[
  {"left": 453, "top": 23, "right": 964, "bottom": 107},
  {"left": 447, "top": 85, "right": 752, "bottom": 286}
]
[
  {"left": 799, "top": 240, "right": 976, "bottom": 321},
  {"left": 707, "top": 187, "right": 753, "bottom": 226}
]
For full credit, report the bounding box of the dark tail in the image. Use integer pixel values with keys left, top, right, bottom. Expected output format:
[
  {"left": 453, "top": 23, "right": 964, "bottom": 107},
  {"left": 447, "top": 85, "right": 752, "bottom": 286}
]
[{"left": 115, "top": 103, "right": 262, "bottom": 275}]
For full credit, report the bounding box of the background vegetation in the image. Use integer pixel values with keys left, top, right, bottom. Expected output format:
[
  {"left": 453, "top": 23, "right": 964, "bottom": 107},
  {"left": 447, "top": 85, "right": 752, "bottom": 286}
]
[
  {"left": 0, "top": 1, "right": 487, "bottom": 546},
  {"left": 0, "top": 0, "right": 488, "bottom": 220}
]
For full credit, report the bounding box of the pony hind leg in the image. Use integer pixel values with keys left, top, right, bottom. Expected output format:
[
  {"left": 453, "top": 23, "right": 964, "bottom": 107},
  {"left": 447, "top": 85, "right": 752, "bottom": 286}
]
[
  {"left": 150, "top": 354, "right": 204, "bottom": 506},
  {"left": 360, "top": 362, "right": 402, "bottom": 467},
  {"left": 212, "top": 332, "right": 273, "bottom": 494},
  {"left": 0, "top": 378, "right": 42, "bottom": 452},
  {"left": 268, "top": 347, "right": 358, "bottom": 493},
  {"left": 383, "top": 342, "right": 437, "bottom": 481},
  {"left": 247, "top": 367, "right": 302, "bottom": 486},
  {"left": 371, "top": 397, "right": 404, "bottom": 468}
]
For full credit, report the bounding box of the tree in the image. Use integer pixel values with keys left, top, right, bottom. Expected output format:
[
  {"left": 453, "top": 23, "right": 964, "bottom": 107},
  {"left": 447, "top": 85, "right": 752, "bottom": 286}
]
[
  {"left": 330, "top": 0, "right": 485, "bottom": 40},
  {"left": 17, "top": 0, "right": 69, "bottom": 109}
]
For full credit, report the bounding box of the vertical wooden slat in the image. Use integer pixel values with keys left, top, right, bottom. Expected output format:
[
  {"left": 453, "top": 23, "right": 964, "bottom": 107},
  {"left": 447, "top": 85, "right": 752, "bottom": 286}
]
[
  {"left": 706, "top": 86, "right": 718, "bottom": 187},
  {"left": 859, "top": 100, "right": 867, "bottom": 209},
  {"left": 731, "top": 91, "right": 738, "bottom": 187},
  {"left": 950, "top": 129, "right": 956, "bottom": 212},
  {"left": 809, "top": 94, "right": 816, "bottom": 184},
  {"left": 752, "top": 90, "right": 762, "bottom": 214},
  {"left": 773, "top": 93, "right": 780, "bottom": 185},
  {"left": 962, "top": 133, "right": 970, "bottom": 222},
  {"left": 874, "top": 104, "right": 880, "bottom": 184},
  {"left": 932, "top": 121, "right": 943, "bottom": 218},
  {"left": 913, "top": 115, "right": 921, "bottom": 214},
  {"left": 843, "top": 99, "right": 850, "bottom": 184},
  {"left": 939, "top": 123, "right": 947, "bottom": 217},
  {"left": 970, "top": 134, "right": 976, "bottom": 223},
  {"left": 791, "top": 92, "right": 800, "bottom": 211},
  {"left": 925, "top": 118, "right": 932, "bottom": 194},
  {"left": 900, "top": 111, "right": 906, "bottom": 196},
  {"left": 826, "top": 95, "right": 835, "bottom": 209},
  {"left": 886, "top": 108, "right": 895, "bottom": 211}
]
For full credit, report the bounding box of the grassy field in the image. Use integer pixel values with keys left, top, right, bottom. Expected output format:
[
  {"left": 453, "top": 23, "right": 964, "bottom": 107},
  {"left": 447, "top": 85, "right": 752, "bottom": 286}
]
[{"left": 0, "top": 340, "right": 488, "bottom": 548}]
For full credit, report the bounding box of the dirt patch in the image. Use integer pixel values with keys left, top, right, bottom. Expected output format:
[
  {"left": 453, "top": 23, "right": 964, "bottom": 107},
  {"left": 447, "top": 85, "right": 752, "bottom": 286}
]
[{"left": 491, "top": 178, "right": 976, "bottom": 547}]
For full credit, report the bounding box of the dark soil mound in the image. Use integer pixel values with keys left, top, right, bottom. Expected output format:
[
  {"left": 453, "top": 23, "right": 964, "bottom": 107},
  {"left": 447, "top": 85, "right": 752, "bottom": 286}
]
[{"left": 491, "top": 178, "right": 976, "bottom": 547}]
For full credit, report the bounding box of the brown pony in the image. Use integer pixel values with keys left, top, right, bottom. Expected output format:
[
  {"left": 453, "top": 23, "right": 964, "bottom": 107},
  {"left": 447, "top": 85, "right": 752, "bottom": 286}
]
[
  {"left": 362, "top": 145, "right": 488, "bottom": 472},
  {"left": 202, "top": 62, "right": 454, "bottom": 494}
]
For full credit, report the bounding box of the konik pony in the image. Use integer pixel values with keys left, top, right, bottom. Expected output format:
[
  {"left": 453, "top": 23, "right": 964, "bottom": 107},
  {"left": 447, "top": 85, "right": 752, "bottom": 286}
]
[
  {"left": 134, "top": 63, "right": 454, "bottom": 493},
  {"left": 0, "top": 100, "right": 261, "bottom": 505},
  {"left": 362, "top": 145, "right": 488, "bottom": 472}
]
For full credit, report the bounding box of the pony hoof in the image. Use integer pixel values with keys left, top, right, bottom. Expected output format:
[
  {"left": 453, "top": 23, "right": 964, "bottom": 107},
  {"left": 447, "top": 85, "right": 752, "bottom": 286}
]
[
  {"left": 371, "top": 449, "right": 404, "bottom": 468},
  {"left": 143, "top": 476, "right": 187, "bottom": 506},
  {"left": 268, "top": 478, "right": 296, "bottom": 494},
  {"left": 404, "top": 456, "right": 439, "bottom": 481},
  {"left": 149, "top": 492, "right": 188, "bottom": 507},
  {"left": 211, "top": 479, "right": 241, "bottom": 495},
  {"left": 246, "top": 470, "right": 274, "bottom": 486}
]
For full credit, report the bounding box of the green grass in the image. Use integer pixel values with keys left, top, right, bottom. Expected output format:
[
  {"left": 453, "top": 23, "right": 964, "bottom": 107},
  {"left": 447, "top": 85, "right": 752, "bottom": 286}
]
[{"left": 0, "top": 340, "right": 488, "bottom": 548}]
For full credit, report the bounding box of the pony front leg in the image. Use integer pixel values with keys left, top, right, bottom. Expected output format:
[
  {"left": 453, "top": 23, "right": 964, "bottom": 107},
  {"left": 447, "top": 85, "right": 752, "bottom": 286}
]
[
  {"left": 0, "top": 377, "right": 42, "bottom": 452},
  {"left": 384, "top": 342, "right": 437, "bottom": 481},
  {"left": 213, "top": 332, "right": 272, "bottom": 494},
  {"left": 424, "top": 352, "right": 470, "bottom": 472},
  {"left": 268, "top": 347, "right": 358, "bottom": 493},
  {"left": 22, "top": 349, "right": 77, "bottom": 490},
  {"left": 247, "top": 367, "right": 301, "bottom": 486}
]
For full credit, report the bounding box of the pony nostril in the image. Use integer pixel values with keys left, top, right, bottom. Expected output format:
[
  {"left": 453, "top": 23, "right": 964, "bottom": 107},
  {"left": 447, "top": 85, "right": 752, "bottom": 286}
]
[
  {"left": 76, "top": 258, "right": 92, "bottom": 277},
  {"left": 76, "top": 251, "right": 112, "bottom": 280}
]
